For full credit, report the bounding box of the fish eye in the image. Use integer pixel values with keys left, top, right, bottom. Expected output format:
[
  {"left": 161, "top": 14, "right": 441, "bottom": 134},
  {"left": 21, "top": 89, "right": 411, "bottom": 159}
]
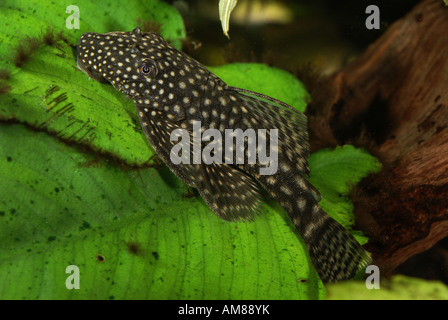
[{"left": 140, "top": 62, "right": 157, "bottom": 77}]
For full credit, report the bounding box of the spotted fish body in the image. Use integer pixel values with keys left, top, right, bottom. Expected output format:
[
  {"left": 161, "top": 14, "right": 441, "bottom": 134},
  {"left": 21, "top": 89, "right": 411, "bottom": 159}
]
[{"left": 76, "top": 28, "right": 371, "bottom": 282}]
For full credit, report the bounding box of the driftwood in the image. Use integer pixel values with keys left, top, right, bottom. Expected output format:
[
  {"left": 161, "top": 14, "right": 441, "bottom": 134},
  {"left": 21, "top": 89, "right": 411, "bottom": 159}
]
[{"left": 305, "top": 0, "right": 448, "bottom": 276}]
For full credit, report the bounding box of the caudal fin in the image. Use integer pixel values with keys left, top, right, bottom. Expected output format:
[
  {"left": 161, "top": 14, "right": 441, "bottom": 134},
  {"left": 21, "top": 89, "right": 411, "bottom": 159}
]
[{"left": 297, "top": 204, "right": 372, "bottom": 283}]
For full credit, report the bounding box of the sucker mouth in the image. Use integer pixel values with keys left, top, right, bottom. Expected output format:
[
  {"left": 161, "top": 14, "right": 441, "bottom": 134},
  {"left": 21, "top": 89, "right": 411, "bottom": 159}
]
[
  {"left": 76, "top": 58, "right": 90, "bottom": 77},
  {"left": 76, "top": 38, "right": 108, "bottom": 82},
  {"left": 76, "top": 56, "right": 108, "bottom": 82},
  {"left": 116, "top": 81, "right": 135, "bottom": 100}
]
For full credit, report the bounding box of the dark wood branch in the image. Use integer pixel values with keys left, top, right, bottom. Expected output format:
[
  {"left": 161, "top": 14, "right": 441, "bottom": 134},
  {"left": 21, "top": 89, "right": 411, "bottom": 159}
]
[{"left": 305, "top": 0, "right": 448, "bottom": 275}]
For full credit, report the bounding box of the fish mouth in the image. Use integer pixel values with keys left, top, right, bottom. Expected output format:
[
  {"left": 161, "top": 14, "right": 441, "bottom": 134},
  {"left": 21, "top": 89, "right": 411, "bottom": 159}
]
[
  {"left": 76, "top": 35, "right": 108, "bottom": 82},
  {"left": 76, "top": 57, "right": 90, "bottom": 76},
  {"left": 76, "top": 56, "right": 108, "bottom": 82}
]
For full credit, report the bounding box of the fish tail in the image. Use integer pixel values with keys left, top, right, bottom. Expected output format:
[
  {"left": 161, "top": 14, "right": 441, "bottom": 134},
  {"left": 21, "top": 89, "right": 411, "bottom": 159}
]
[{"left": 293, "top": 200, "right": 372, "bottom": 283}]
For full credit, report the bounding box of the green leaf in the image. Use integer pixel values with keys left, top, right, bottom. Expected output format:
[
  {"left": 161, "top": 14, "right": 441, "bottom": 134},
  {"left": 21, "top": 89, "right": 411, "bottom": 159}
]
[
  {"left": 0, "top": 124, "right": 379, "bottom": 299},
  {"left": 1, "top": 44, "right": 154, "bottom": 166},
  {"left": 327, "top": 275, "right": 448, "bottom": 300},
  {"left": 0, "top": 0, "right": 380, "bottom": 300},
  {"left": 0, "top": 0, "right": 186, "bottom": 166},
  {"left": 0, "top": 123, "right": 324, "bottom": 299},
  {"left": 0, "top": 0, "right": 185, "bottom": 69}
]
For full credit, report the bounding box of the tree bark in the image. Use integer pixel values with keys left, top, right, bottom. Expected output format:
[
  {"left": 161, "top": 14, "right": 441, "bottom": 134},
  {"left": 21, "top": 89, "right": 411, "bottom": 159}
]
[{"left": 305, "top": 0, "right": 448, "bottom": 276}]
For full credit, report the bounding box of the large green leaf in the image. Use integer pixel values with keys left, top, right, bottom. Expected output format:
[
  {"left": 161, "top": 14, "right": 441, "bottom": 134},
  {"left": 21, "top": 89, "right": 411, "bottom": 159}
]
[
  {"left": 0, "top": 123, "right": 324, "bottom": 299},
  {"left": 0, "top": 0, "right": 185, "bottom": 70},
  {"left": 0, "top": 0, "right": 381, "bottom": 300},
  {"left": 0, "top": 0, "right": 185, "bottom": 166},
  {"left": 0, "top": 124, "right": 380, "bottom": 299}
]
